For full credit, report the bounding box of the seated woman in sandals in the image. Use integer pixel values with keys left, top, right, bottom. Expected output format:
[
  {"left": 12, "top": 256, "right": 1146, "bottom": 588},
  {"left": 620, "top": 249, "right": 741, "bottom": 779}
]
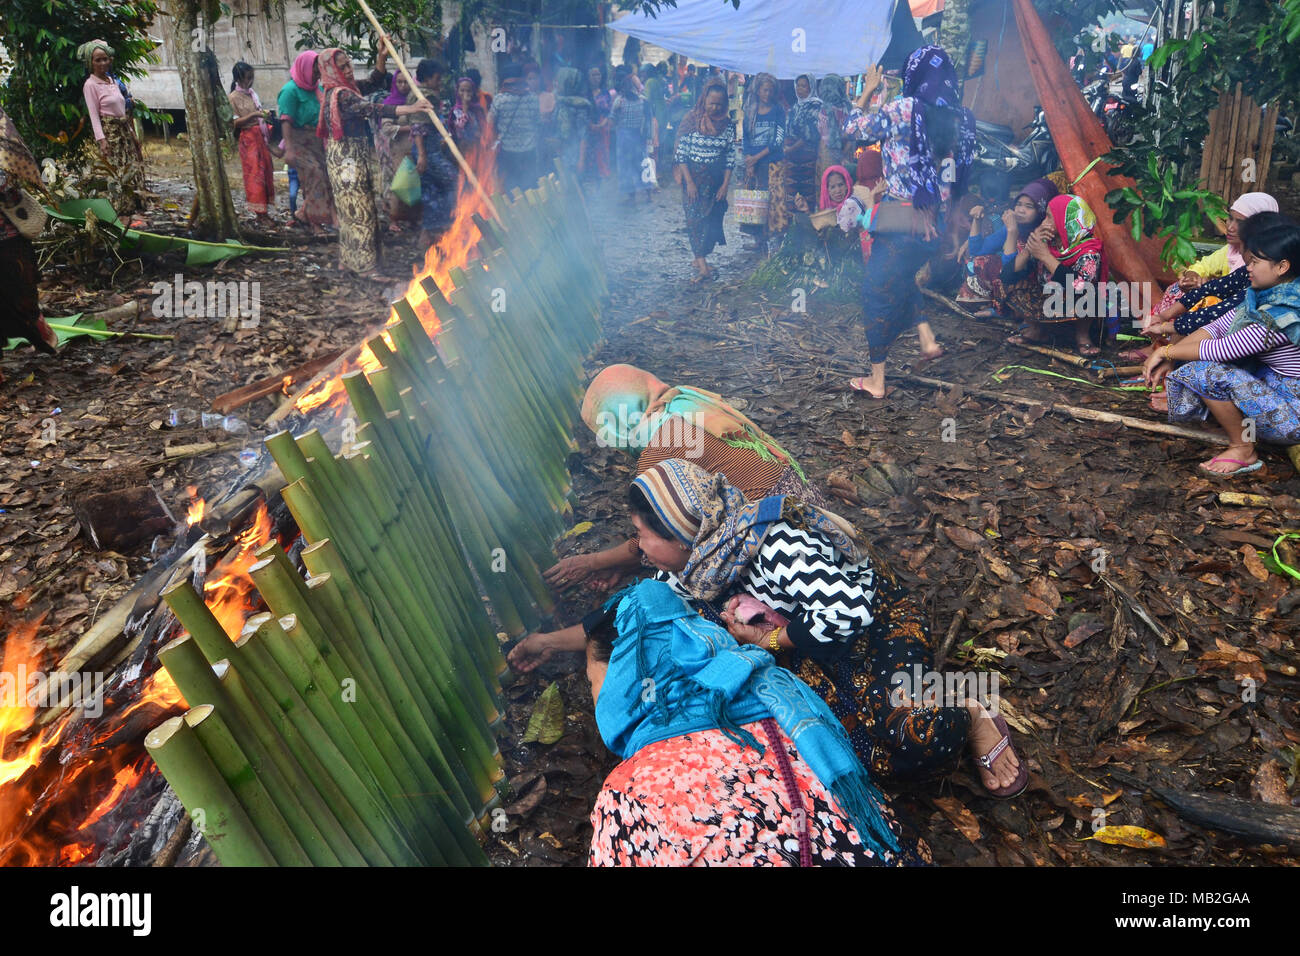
[
  {"left": 586, "top": 577, "right": 929, "bottom": 866},
  {"left": 956, "top": 178, "right": 1057, "bottom": 316},
  {"left": 1003, "top": 194, "right": 1108, "bottom": 358},
  {"left": 508, "top": 364, "right": 822, "bottom": 672},
  {"left": 1143, "top": 215, "right": 1300, "bottom": 477},
  {"left": 617, "top": 459, "right": 1027, "bottom": 797},
  {"left": 1131, "top": 192, "right": 1280, "bottom": 360}
]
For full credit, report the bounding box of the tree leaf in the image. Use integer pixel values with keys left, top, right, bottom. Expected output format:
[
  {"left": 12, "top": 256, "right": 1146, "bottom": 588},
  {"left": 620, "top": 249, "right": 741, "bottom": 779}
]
[
  {"left": 522, "top": 682, "right": 566, "bottom": 745},
  {"left": 1088, "top": 825, "right": 1167, "bottom": 850}
]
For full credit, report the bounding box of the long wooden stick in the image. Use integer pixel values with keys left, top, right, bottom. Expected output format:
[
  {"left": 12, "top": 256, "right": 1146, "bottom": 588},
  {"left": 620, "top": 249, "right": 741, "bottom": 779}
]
[
  {"left": 899, "top": 373, "right": 1229, "bottom": 446},
  {"left": 355, "top": 0, "right": 504, "bottom": 228}
]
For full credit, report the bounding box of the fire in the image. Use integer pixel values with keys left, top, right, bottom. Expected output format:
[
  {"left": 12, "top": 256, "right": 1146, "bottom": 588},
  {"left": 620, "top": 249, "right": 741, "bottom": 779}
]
[
  {"left": 202, "top": 502, "right": 275, "bottom": 639},
  {"left": 293, "top": 146, "right": 498, "bottom": 416},
  {"left": 0, "top": 618, "right": 53, "bottom": 788},
  {"left": 78, "top": 763, "right": 144, "bottom": 831},
  {"left": 185, "top": 485, "right": 205, "bottom": 527}
]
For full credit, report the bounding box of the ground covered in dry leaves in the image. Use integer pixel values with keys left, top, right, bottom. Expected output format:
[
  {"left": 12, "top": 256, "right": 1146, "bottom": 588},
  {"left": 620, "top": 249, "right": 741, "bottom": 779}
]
[{"left": 2, "top": 141, "right": 1297, "bottom": 867}]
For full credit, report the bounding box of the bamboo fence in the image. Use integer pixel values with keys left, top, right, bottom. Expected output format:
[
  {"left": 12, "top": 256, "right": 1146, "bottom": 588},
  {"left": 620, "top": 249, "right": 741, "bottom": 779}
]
[{"left": 146, "top": 168, "right": 606, "bottom": 866}]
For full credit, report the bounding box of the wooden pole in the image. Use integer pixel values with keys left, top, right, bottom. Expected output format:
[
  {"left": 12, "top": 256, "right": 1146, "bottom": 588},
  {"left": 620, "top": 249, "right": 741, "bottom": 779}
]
[
  {"left": 899, "top": 373, "right": 1229, "bottom": 445},
  {"left": 354, "top": 0, "right": 505, "bottom": 229}
]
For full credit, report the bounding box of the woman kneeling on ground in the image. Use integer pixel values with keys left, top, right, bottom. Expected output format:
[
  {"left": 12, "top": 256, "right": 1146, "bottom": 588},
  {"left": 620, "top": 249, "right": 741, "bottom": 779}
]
[
  {"left": 586, "top": 577, "right": 929, "bottom": 866},
  {"left": 620, "top": 459, "right": 1026, "bottom": 796},
  {"left": 956, "top": 178, "right": 1057, "bottom": 315},
  {"left": 1143, "top": 215, "right": 1300, "bottom": 477},
  {"left": 1004, "top": 193, "right": 1108, "bottom": 357},
  {"left": 508, "top": 363, "right": 821, "bottom": 672}
]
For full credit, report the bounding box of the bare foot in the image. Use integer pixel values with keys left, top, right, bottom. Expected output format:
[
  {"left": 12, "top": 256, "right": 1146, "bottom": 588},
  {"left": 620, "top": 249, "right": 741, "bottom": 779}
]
[
  {"left": 966, "top": 701, "right": 1020, "bottom": 792},
  {"left": 1149, "top": 391, "right": 1168, "bottom": 413}
]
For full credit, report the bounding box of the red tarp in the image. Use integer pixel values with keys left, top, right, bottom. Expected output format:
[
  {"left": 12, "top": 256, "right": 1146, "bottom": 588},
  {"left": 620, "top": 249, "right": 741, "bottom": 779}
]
[{"left": 1011, "top": 0, "right": 1173, "bottom": 286}]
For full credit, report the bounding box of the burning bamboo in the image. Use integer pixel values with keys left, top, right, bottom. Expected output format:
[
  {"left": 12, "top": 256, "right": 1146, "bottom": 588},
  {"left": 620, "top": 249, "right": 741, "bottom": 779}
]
[{"left": 143, "top": 170, "right": 603, "bottom": 866}]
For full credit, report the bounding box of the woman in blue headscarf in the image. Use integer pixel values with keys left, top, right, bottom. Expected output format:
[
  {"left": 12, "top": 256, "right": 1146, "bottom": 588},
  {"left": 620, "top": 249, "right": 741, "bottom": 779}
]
[
  {"left": 841, "top": 46, "right": 977, "bottom": 398},
  {"left": 586, "top": 578, "right": 929, "bottom": 866}
]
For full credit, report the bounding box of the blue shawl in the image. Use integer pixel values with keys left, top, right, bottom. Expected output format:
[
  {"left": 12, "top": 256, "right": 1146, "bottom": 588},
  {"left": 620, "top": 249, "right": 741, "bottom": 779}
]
[
  {"left": 595, "top": 578, "right": 900, "bottom": 859},
  {"left": 1228, "top": 277, "right": 1300, "bottom": 346}
]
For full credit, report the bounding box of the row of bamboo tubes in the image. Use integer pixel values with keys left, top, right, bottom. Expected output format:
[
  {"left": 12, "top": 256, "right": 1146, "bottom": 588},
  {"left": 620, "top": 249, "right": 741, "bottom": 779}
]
[{"left": 145, "top": 170, "right": 607, "bottom": 866}]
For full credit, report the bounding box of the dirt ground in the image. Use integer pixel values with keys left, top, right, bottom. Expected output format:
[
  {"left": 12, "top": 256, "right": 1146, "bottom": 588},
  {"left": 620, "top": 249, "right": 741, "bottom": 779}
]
[{"left": 2, "top": 138, "right": 1298, "bottom": 867}]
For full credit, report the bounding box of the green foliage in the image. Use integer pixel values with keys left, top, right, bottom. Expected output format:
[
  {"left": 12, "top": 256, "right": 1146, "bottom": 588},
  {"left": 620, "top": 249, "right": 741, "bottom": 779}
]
[
  {"left": 297, "top": 0, "right": 443, "bottom": 60},
  {"left": 0, "top": 0, "right": 162, "bottom": 161},
  {"left": 1103, "top": 0, "right": 1300, "bottom": 267},
  {"left": 614, "top": 0, "right": 740, "bottom": 14}
]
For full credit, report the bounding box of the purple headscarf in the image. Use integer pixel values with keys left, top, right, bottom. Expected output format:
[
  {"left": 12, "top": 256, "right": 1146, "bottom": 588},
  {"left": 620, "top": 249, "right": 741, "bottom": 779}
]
[
  {"left": 382, "top": 74, "right": 409, "bottom": 106},
  {"left": 290, "top": 50, "right": 318, "bottom": 92},
  {"left": 902, "top": 45, "right": 977, "bottom": 210},
  {"left": 1014, "top": 177, "right": 1058, "bottom": 232}
]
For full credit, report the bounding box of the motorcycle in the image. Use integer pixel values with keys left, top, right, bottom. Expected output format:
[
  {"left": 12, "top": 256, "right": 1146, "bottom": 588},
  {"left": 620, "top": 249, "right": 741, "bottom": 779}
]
[{"left": 970, "top": 104, "right": 1059, "bottom": 200}]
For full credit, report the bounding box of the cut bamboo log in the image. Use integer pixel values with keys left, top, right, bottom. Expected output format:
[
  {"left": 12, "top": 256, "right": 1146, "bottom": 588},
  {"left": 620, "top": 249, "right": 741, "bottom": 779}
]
[
  {"left": 1008, "top": 340, "right": 1094, "bottom": 368},
  {"left": 211, "top": 350, "right": 345, "bottom": 414},
  {"left": 145, "top": 716, "right": 278, "bottom": 867}
]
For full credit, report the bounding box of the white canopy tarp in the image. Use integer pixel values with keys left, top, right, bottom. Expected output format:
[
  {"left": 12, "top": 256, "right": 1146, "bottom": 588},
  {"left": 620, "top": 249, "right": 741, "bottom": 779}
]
[{"left": 608, "top": 0, "right": 898, "bottom": 80}]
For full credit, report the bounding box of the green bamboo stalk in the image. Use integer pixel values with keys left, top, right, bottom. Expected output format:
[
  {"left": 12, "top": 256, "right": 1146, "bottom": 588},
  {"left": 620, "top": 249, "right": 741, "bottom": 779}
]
[
  {"left": 184, "top": 704, "right": 313, "bottom": 866},
  {"left": 158, "top": 635, "right": 356, "bottom": 866},
  {"left": 145, "top": 716, "right": 278, "bottom": 867}
]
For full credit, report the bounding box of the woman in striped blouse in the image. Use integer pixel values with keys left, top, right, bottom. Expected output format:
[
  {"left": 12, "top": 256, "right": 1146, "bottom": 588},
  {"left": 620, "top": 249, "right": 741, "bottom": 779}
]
[
  {"left": 674, "top": 78, "right": 737, "bottom": 282},
  {"left": 621, "top": 459, "right": 1028, "bottom": 797},
  {"left": 1144, "top": 216, "right": 1300, "bottom": 477}
]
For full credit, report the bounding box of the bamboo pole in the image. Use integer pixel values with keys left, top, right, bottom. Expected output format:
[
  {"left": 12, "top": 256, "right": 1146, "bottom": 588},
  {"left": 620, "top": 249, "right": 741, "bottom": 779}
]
[
  {"left": 157, "top": 635, "right": 360, "bottom": 866},
  {"left": 145, "top": 716, "right": 279, "bottom": 867},
  {"left": 354, "top": 0, "right": 503, "bottom": 228},
  {"left": 184, "top": 704, "right": 313, "bottom": 866}
]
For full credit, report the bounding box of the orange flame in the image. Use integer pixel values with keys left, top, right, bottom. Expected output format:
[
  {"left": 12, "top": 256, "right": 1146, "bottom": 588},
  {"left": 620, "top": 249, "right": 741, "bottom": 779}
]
[
  {"left": 293, "top": 147, "right": 498, "bottom": 416},
  {"left": 202, "top": 502, "right": 274, "bottom": 639},
  {"left": 0, "top": 619, "right": 52, "bottom": 789},
  {"left": 185, "top": 486, "right": 205, "bottom": 527}
]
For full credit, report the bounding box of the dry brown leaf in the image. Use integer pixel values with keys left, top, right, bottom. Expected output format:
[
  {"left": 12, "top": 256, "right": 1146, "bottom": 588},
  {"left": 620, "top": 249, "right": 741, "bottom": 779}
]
[
  {"left": 1240, "top": 545, "right": 1270, "bottom": 582},
  {"left": 932, "top": 796, "right": 982, "bottom": 844},
  {"left": 1250, "top": 760, "right": 1289, "bottom": 806}
]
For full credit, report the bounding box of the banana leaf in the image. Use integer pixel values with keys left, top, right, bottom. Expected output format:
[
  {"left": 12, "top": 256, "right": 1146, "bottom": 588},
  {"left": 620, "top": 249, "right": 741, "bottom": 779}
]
[
  {"left": 43, "top": 200, "right": 286, "bottom": 264},
  {"left": 3, "top": 313, "right": 106, "bottom": 351}
]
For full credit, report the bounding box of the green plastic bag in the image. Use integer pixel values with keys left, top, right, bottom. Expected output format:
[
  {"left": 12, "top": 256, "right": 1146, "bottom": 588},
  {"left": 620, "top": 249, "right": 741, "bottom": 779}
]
[{"left": 391, "top": 157, "right": 421, "bottom": 206}]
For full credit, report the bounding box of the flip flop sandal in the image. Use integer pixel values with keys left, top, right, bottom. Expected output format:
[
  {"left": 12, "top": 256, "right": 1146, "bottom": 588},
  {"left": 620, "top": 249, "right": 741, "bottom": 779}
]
[
  {"left": 1199, "top": 457, "right": 1264, "bottom": 479},
  {"left": 848, "top": 378, "right": 893, "bottom": 399},
  {"left": 973, "top": 713, "right": 1029, "bottom": 799}
]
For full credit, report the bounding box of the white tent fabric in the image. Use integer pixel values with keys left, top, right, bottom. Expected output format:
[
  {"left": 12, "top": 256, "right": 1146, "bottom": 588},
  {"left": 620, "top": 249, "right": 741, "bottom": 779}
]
[{"left": 609, "top": 0, "right": 898, "bottom": 80}]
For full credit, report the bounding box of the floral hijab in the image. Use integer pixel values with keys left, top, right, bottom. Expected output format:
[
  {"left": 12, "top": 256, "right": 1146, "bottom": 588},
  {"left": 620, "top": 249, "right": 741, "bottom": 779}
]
[
  {"left": 316, "top": 48, "right": 362, "bottom": 141},
  {"left": 1047, "top": 194, "right": 1107, "bottom": 280},
  {"left": 901, "top": 45, "right": 976, "bottom": 210}
]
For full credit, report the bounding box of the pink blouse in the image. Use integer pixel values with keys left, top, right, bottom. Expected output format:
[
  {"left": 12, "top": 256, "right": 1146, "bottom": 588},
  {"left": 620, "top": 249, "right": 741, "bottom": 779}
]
[{"left": 83, "top": 77, "right": 127, "bottom": 141}]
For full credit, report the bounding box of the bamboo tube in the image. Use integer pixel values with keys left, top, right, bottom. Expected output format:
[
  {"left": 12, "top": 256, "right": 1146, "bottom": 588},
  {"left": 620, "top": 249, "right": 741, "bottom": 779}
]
[
  {"left": 145, "top": 716, "right": 278, "bottom": 867},
  {"left": 184, "top": 704, "right": 313, "bottom": 866},
  {"left": 232, "top": 615, "right": 426, "bottom": 865},
  {"left": 300, "top": 542, "right": 504, "bottom": 802},
  {"left": 161, "top": 578, "right": 235, "bottom": 664},
  {"left": 158, "top": 636, "right": 357, "bottom": 866}
]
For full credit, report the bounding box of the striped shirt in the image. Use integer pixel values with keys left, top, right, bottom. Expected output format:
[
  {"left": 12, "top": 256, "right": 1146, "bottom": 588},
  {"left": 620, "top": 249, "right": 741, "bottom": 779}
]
[
  {"left": 1198, "top": 313, "right": 1300, "bottom": 376},
  {"left": 636, "top": 416, "right": 787, "bottom": 501}
]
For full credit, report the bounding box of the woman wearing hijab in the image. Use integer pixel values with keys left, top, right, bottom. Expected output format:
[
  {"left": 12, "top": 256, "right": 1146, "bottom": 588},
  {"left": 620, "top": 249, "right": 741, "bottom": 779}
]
[
  {"left": 618, "top": 460, "right": 1027, "bottom": 796},
  {"left": 0, "top": 106, "right": 58, "bottom": 381},
  {"left": 740, "top": 72, "right": 784, "bottom": 251},
  {"left": 814, "top": 74, "right": 852, "bottom": 186},
  {"left": 227, "top": 63, "right": 277, "bottom": 224},
  {"left": 586, "top": 578, "right": 928, "bottom": 866},
  {"left": 759, "top": 164, "right": 869, "bottom": 302},
  {"left": 674, "top": 78, "right": 737, "bottom": 282},
  {"left": 1003, "top": 193, "right": 1107, "bottom": 356},
  {"left": 375, "top": 69, "right": 420, "bottom": 232},
  {"left": 278, "top": 50, "right": 335, "bottom": 232},
  {"left": 1144, "top": 215, "right": 1300, "bottom": 476},
  {"left": 317, "top": 48, "right": 429, "bottom": 275},
  {"left": 610, "top": 70, "right": 653, "bottom": 205},
  {"left": 449, "top": 74, "right": 489, "bottom": 165},
  {"left": 1136, "top": 192, "right": 1281, "bottom": 352},
  {"left": 78, "top": 39, "right": 147, "bottom": 220},
  {"left": 842, "top": 47, "right": 977, "bottom": 397},
  {"left": 782, "top": 78, "right": 823, "bottom": 213},
  {"left": 553, "top": 67, "right": 591, "bottom": 180},
  {"left": 509, "top": 363, "right": 820, "bottom": 673},
  {"left": 956, "top": 177, "right": 1057, "bottom": 314}
]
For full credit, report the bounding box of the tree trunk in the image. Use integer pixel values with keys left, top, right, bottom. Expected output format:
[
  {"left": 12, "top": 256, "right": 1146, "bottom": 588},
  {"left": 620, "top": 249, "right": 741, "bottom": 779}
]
[
  {"left": 939, "top": 0, "right": 972, "bottom": 80},
  {"left": 170, "top": 0, "right": 240, "bottom": 240}
]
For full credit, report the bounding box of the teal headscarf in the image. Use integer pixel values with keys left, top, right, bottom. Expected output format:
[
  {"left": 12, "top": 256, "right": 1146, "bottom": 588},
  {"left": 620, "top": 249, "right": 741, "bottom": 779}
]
[
  {"left": 1228, "top": 277, "right": 1300, "bottom": 346},
  {"left": 595, "top": 578, "right": 901, "bottom": 859}
]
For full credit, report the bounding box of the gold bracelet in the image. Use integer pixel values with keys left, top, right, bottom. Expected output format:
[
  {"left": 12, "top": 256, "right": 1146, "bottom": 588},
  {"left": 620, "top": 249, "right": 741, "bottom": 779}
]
[
  {"left": 1163, "top": 345, "right": 1172, "bottom": 360},
  {"left": 767, "top": 627, "right": 781, "bottom": 653}
]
